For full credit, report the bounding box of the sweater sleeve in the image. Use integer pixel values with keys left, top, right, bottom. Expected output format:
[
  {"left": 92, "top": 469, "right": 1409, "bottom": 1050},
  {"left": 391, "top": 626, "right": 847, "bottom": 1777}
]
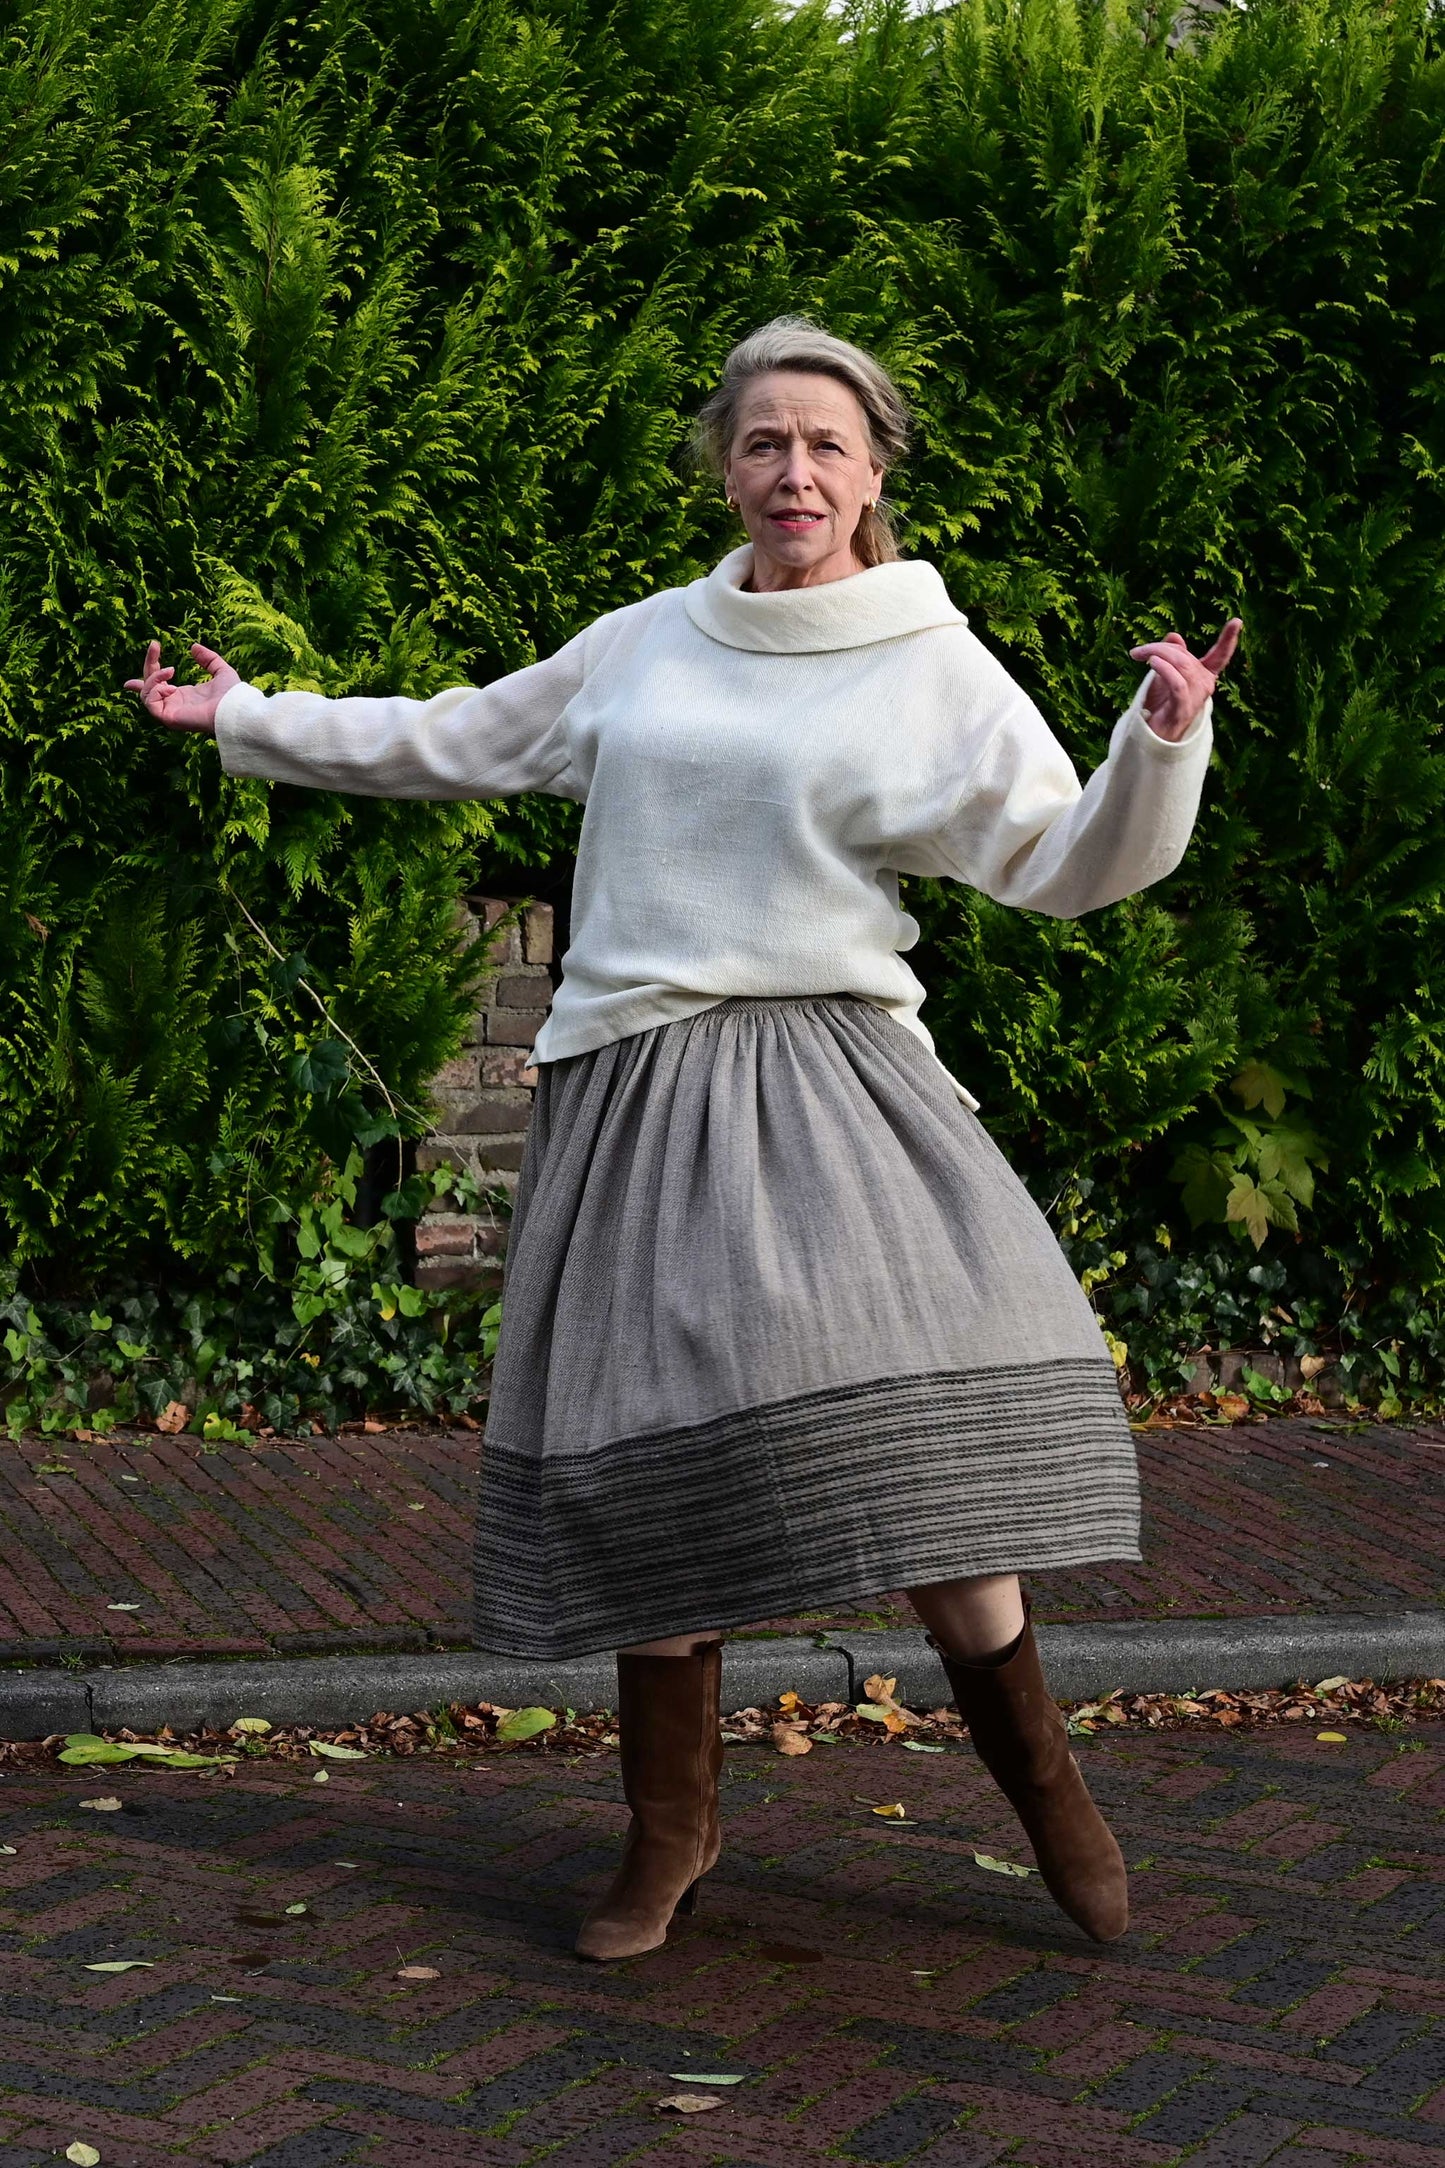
[
  {"left": 212, "top": 625, "right": 591, "bottom": 802},
  {"left": 925, "top": 666, "right": 1213, "bottom": 916}
]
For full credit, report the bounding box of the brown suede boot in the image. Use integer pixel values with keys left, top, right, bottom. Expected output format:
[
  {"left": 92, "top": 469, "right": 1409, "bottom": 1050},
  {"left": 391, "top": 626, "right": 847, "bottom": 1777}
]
[
  {"left": 574, "top": 1642, "right": 724, "bottom": 1962},
  {"left": 929, "top": 1599, "right": 1129, "bottom": 1943}
]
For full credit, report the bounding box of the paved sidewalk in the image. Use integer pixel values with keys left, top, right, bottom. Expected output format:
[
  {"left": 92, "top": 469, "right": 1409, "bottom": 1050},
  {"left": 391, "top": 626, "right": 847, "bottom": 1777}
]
[
  {"left": 1, "top": 1722, "right": 1443, "bottom": 2165},
  {"left": 2, "top": 1420, "right": 1442, "bottom": 1666}
]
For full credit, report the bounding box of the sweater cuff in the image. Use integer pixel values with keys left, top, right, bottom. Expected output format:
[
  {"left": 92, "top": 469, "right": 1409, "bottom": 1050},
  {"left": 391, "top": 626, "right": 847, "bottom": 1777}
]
[
  {"left": 1124, "top": 679, "right": 1213, "bottom": 759},
  {"left": 214, "top": 681, "right": 276, "bottom": 777}
]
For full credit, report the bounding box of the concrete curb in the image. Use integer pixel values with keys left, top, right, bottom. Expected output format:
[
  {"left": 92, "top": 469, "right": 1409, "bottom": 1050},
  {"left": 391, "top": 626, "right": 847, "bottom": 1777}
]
[{"left": 2, "top": 1612, "right": 1442, "bottom": 1739}]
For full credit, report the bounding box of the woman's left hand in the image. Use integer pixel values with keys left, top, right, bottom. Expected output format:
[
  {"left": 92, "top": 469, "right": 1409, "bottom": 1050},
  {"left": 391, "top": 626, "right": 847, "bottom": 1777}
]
[{"left": 1129, "top": 618, "right": 1243, "bottom": 742}]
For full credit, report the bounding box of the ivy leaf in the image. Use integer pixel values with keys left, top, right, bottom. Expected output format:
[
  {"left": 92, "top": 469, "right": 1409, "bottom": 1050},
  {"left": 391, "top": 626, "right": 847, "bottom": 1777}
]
[
  {"left": 1255, "top": 1120, "right": 1328, "bottom": 1207},
  {"left": 286, "top": 1039, "right": 350, "bottom": 1099},
  {"left": 1225, "top": 1174, "right": 1276, "bottom": 1249},
  {"left": 1171, "top": 1143, "right": 1233, "bottom": 1227},
  {"left": 1231, "top": 1059, "right": 1290, "bottom": 1118}
]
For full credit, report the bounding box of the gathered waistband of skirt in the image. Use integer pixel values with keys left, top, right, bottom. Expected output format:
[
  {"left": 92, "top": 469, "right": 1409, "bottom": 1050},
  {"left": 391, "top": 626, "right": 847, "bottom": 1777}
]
[{"left": 704, "top": 992, "right": 865, "bottom": 1014}]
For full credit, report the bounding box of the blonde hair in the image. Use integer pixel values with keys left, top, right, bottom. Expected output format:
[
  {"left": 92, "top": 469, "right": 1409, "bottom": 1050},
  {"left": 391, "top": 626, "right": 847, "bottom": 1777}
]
[{"left": 688, "top": 315, "right": 911, "bottom": 568}]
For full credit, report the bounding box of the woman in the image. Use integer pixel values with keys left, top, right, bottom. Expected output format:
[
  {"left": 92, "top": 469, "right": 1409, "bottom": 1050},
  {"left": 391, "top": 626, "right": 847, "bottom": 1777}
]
[{"left": 129, "top": 315, "right": 1240, "bottom": 1965}]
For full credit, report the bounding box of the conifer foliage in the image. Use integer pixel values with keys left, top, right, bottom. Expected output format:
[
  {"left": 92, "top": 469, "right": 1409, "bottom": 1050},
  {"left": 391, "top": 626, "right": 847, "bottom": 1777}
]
[{"left": 2, "top": 0, "right": 1444, "bottom": 1405}]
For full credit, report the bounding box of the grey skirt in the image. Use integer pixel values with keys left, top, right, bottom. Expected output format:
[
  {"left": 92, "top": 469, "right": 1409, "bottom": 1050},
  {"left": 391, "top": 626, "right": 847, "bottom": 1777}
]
[{"left": 473, "top": 994, "right": 1139, "bottom": 1660}]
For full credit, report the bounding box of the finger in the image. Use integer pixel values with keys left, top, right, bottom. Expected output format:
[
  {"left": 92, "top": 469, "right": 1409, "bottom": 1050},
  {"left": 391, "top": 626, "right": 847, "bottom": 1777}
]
[
  {"left": 1200, "top": 620, "right": 1243, "bottom": 672},
  {"left": 1130, "top": 638, "right": 1194, "bottom": 661},
  {"left": 190, "top": 643, "right": 227, "bottom": 672}
]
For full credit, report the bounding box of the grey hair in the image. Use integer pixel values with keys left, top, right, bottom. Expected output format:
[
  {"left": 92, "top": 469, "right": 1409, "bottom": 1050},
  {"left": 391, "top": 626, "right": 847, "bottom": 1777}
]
[{"left": 688, "top": 315, "right": 911, "bottom": 567}]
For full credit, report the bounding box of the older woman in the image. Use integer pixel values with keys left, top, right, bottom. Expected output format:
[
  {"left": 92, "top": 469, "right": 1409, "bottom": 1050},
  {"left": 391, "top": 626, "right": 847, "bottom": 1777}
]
[{"left": 129, "top": 316, "right": 1240, "bottom": 1964}]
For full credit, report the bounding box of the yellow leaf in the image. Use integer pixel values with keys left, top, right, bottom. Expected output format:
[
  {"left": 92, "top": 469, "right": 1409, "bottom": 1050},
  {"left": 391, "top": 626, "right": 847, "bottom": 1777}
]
[
  {"left": 863, "top": 1675, "right": 899, "bottom": 1704},
  {"left": 772, "top": 1723, "right": 812, "bottom": 1756},
  {"left": 882, "top": 1711, "right": 909, "bottom": 1734},
  {"left": 1215, "top": 1391, "right": 1250, "bottom": 1420},
  {"left": 871, "top": 1802, "right": 906, "bottom": 1819},
  {"left": 1316, "top": 1731, "right": 1348, "bottom": 1744},
  {"left": 777, "top": 1690, "right": 801, "bottom": 1711},
  {"left": 974, "top": 1853, "right": 1033, "bottom": 1877},
  {"left": 66, "top": 2147, "right": 102, "bottom": 2166}
]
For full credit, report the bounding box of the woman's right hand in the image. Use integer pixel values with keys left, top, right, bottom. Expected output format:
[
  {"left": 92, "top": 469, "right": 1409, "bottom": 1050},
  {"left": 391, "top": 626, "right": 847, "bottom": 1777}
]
[{"left": 124, "top": 640, "right": 239, "bottom": 736}]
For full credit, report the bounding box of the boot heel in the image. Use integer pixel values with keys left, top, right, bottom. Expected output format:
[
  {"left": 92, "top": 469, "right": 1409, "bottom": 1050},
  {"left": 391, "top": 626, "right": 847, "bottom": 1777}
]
[{"left": 674, "top": 1877, "right": 702, "bottom": 1916}]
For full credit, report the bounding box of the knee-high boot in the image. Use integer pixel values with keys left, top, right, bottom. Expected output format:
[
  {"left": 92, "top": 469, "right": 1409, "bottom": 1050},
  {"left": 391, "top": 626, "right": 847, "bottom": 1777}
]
[
  {"left": 929, "top": 1598, "right": 1129, "bottom": 1943},
  {"left": 574, "top": 1642, "right": 724, "bottom": 1962}
]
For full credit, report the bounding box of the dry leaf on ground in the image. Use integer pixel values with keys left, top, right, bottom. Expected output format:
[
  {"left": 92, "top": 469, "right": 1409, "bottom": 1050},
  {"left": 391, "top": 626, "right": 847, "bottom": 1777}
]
[
  {"left": 155, "top": 1401, "right": 190, "bottom": 1433},
  {"left": 65, "top": 2146, "right": 101, "bottom": 2166},
  {"left": 657, "top": 2095, "right": 723, "bottom": 2113},
  {"left": 772, "top": 1723, "right": 811, "bottom": 1755},
  {"left": 975, "top": 1853, "right": 1032, "bottom": 1877},
  {"left": 396, "top": 1964, "right": 439, "bottom": 1979},
  {"left": 78, "top": 1797, "right": 123, "bottom": 1812}
]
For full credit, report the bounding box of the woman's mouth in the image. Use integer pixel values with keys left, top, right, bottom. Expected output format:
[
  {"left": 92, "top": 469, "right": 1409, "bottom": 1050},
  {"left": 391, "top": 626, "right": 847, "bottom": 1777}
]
[{"left": 768, "top": 510, "right": 826, "bottom": 531}]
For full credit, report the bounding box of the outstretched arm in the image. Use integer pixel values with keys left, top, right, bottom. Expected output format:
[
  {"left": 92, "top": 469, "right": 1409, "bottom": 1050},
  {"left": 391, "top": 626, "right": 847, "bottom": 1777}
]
[
  {"left": 928, "top": 619, "right": 1240, "bottom": 915},
  {"left": 125, "top": 632, "right": 590, "bottom": 801}
]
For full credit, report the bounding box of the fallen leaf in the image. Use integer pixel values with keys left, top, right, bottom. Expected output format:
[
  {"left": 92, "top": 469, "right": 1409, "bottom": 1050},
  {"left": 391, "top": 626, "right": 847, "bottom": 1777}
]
[
  {"left": 668, "top": 2072, "right": 746, "bottom": 2084},
  {"left": 854, "top": 1703, "right": 891, "bottom": 1723},
  {"left": 1298, "top": 1353, "right": 1330, "bottom": 1379},
  {"left": 230, "top": 1717, "right": 271, "bottom": 1735},
  {"left": 1314, "top": 1677, "right": 1349, "bottom": 1695},
  {"left": 772, "top": 1724, "right": 812, "bottom": 1756},
  {"left": 210, "top": 1995, "right": 241, "bottom": 2002},
  {"left": 901, "top": 1741, "right": 945, "bottom": 1753},
  {"left": 0, "top": 1842, "right": 17, "bottom": 1853},
  {"left": 495, "top": 1707, "right": 556, "bottom": 1743},
  {"left": 871, "top": 1803, "right": 907, "bottom": 1819},
  {"left": 284, "top": 1903, "right": 308, "bottom": 1916},
  {"left": 106, "top": 1603, "right": 141, "bottom": 1613},
  {"left": 777, "top": 1690, "right": 802, "bottom": 1711},
  {"left": 396, "top": 1964, "right": 439, "bottom": 1979},
  {"left": 83, "top": 1960, "right": 154, "bottom": 1972},
  {"left": 66, "top": 2146, "right": 102, "bottom": 2166},
  {"left": 308, "top": 1739, "right": 368, "bottom": 1760},
  {"left": 1316, "top": 1731, "right": 1348, "bottom": 1744},
  {"left": 1215, "top": 1391, "right": 1250, "bottom": 1419},
  {"left": 406, "top": 1502, "right": 426, "bottom": 1511},
  {"left": 657, "top": 2094, "right": 723, "bottom": 2114},
  {"left": 78, "top": 1797, "right": 123, "bottom": 1812},
  {"left": 312, "top": 1769, "right": 328, "bottom": 1783},
  {"left": 974, "top": 1853, "right": 1033, "bottom": 1878},
  {"left": 332, "top": 1861, "right": 361, "bottom": 1868},
  {"left": 59, "top": 1737, "right": 137, "bottom": 1766},
  {"left": 155, "top": 1400, "right": 190, "bottom": 1434},
  {"left": 720, "top": 1730, "right": 749, "bottom": 1742},
  {"left": 863, "top": 1674, "right": 899, "bottom": 1704}
]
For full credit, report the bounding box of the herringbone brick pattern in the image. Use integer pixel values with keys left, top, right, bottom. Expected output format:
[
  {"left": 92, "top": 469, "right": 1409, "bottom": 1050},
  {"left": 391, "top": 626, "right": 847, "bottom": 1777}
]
[
  {"left": 3, "top": 1421, "right": 1442, "bottom": 1660},
  {"left": 2, "top": 1723, "right": 1443, "bottom": 2162}
]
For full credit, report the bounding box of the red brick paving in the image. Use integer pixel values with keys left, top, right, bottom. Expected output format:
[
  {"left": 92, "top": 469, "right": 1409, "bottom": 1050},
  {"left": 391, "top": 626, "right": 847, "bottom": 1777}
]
[
  {"left": 2, "top": 1419, "right": 1442, "bottom": 1663},
  {"left": 4, "top": 1721, "right": 1445, "bottom": 2163}
]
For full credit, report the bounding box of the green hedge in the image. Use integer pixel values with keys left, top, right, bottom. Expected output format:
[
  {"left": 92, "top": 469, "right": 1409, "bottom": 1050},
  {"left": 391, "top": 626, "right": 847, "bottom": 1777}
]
[{"left": 3, "top": 0, "right": 1445, "bottom": 1421}]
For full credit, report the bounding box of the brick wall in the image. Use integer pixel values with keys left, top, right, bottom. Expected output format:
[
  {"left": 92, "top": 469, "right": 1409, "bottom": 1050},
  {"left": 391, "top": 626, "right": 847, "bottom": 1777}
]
[{"left": 414, "top": 897, "right": 555, "bottom": 1293}]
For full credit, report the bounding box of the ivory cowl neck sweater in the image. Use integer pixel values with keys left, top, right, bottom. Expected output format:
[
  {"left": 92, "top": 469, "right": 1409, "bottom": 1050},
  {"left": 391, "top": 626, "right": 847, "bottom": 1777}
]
[{"left": 214, "top": 544, "right": 1213, "bottom": 1108}]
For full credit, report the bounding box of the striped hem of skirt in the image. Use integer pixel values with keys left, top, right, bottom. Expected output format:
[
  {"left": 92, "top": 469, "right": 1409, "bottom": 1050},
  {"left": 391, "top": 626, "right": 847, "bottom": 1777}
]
[{"left": 472, "top": 1356, "right": 1139, "bottom": 1660}]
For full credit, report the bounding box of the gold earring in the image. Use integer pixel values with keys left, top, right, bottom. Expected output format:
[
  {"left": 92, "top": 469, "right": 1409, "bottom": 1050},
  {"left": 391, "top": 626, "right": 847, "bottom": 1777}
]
[
  {"left": 864, "top": 497, "right": 876, "bottom": 510},
  {"left": 727, "top": 496, "right": 739, "bottom": 510}
]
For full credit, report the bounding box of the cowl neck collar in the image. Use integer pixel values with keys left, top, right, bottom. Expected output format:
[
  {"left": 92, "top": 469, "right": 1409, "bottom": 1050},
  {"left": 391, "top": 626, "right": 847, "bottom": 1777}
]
[{"left": 683, "top": 543, "right": 967, "bottom": 654}]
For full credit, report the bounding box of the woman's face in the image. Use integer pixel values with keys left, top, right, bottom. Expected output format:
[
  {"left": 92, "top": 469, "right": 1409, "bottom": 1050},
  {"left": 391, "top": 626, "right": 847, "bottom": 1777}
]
[{"left": 722, "top": 369, "right": 885, "bottom": 590}]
